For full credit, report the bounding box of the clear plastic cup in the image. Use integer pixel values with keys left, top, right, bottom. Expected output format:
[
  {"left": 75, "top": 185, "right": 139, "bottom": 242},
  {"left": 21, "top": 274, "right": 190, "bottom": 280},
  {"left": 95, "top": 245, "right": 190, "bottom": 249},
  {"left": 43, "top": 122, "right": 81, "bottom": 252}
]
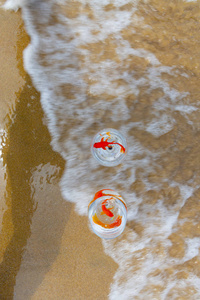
[
  {"left": 88, "top": 189, "right": 127, "bottom": 239},
  {"left": 91, "top": 128, "right": 127, "bottom": 167}
]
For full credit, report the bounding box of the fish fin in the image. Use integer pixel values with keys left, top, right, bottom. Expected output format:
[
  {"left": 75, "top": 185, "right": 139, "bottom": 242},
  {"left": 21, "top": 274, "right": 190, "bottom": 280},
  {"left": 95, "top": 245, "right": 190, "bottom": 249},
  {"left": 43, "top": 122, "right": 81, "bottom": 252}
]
[
  {"left": 106, "top": 131, "right": 111, "bottom": 138},
  {"left": 101, "top": 211, "right": 105, "bottom": 215},
  {"left": 102, "top": 146, "right": 107, "bottom": 150},
  {"left": 101, "top": 137, "right": 104, "bottom": 142}
]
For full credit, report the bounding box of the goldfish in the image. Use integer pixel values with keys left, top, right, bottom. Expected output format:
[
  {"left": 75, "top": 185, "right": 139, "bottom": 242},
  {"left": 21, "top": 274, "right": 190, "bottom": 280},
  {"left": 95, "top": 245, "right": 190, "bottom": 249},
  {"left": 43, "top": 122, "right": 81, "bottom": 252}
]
[
  {"left": 88, "top": 189, "right": 127, "bottom": 211},
  {"left": 89, "top": 189, "right": 114, "bottom": 207},
  {"left": 93, "top": 137, "right": 125, "bottom": 153},
  {"left": 92, "top": 213, "right": 122, "bottom": 229},
  {"left": 101, "top": 198, "right": 114, "bottom": 217}
]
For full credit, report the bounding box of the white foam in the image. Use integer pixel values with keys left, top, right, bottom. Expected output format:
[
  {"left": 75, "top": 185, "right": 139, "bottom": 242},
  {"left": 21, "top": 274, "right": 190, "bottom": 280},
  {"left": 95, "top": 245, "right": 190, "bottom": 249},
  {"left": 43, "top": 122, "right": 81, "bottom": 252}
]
[
  {"left": 175, "top": 105, "right": 198, "bottom": 113},
  {"left": 184, "top": 237, "right": 200, "bottom": 261},
  {"left": 2, "top": 0, "right": 26, "bottom": 11},
  {"left": 146, "top": 113, "right": 175, "bottom": 137}
]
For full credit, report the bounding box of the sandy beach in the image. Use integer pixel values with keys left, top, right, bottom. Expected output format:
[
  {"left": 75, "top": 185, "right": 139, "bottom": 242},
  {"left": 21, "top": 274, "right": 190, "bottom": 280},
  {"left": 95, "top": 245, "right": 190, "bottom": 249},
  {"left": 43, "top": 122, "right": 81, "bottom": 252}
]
[
  {"left": 1, "top": 0, "right": 200, "bottom": 299},
  {"left": 0, "top": 6, "right": 117, "bottom": 300}
]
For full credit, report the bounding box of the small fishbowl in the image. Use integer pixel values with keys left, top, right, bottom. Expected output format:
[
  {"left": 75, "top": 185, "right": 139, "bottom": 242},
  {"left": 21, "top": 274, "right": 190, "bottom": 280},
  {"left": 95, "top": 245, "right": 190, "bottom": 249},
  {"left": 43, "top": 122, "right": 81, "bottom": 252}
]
[
  {"left": 91, "top": 128, "right": 127, "bottom": 167},
  {"left": 88, "top": 189, "right": 127, "bottom": 239}
]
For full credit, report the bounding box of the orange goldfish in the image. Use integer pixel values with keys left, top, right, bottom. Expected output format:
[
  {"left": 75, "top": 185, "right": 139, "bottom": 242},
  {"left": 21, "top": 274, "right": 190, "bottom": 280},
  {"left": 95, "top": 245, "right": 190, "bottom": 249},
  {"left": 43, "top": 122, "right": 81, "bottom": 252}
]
[
  {"left": 101, "top": 198, "right": 114, "bottom": 217},
  {"left": 93, "top": 137, "right": 125, "bottom": 153}
]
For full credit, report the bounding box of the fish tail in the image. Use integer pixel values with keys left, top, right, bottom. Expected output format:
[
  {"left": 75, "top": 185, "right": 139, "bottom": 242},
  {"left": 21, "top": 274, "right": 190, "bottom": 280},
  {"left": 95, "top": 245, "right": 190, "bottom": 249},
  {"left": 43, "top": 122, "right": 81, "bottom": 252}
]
[{"left": 111, "top": 142, "right": 125, "bottom": 153}]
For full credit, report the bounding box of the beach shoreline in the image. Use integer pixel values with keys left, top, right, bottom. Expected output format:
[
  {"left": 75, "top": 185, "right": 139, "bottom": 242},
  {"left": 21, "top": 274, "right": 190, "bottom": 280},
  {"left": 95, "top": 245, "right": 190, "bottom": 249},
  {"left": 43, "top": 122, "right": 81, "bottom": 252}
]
[{"left": 0, "top": 6, "right": 117, "bottom": 299}]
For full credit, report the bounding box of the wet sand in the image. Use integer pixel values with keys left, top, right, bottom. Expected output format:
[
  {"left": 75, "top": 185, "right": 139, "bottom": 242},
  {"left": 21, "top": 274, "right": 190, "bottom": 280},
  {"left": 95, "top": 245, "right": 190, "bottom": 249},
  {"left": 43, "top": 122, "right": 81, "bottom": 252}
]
[{"left": 0, "top": 7, "right": 117, "bottom": 300}]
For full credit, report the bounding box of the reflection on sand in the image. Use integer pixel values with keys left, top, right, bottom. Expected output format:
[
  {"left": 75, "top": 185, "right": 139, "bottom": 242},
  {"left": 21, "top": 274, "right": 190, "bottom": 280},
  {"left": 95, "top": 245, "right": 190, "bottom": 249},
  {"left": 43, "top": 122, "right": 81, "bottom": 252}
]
[{"left": 0, "top": 74, "right": 69, "bottom": 298}]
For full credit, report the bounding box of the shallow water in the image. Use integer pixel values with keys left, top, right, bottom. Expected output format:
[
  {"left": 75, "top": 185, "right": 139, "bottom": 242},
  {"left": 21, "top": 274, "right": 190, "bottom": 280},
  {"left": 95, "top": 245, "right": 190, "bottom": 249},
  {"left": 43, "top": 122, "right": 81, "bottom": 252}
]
[
  {"left": 2, "top": 0, "right": 200, "bottom": 299},
  {"left": 0, "top": 7, "right": 117, "bottom": 299}
]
